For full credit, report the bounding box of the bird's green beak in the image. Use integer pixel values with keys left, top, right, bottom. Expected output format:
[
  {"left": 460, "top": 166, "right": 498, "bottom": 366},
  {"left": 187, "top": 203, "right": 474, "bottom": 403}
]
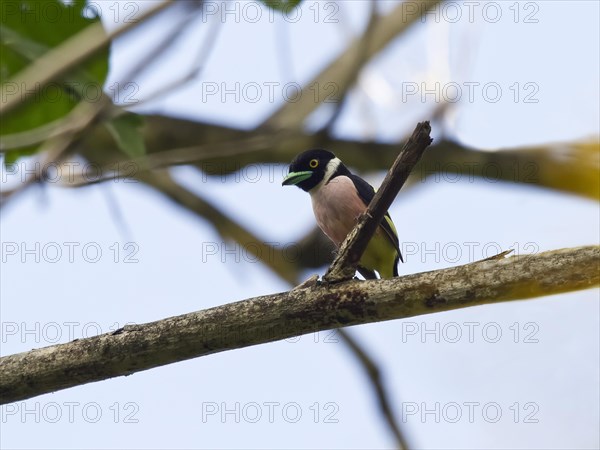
[{"left": 282, "top": 171, "right": 312, "bottom": 186}]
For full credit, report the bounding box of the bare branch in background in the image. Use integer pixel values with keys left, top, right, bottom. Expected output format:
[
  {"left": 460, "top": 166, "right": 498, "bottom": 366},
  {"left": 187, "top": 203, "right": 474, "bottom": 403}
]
[
  {"left": 338, "top": 328, "right": 411, "bottom": 450},
  {"left": 138, "top": 170, "right": 300, "bottom": 285},
  {"left": 318, "top": 0, "right": 380, "bottom": 135},
  {"left": 125, "top": 2, "right": 223, "bottom": 107},
  {"left": 260, "top": 0, "right": 443, "bottom": 130},
  {"left": 28, "top": 114, "right": 594, "bottom": 201}
]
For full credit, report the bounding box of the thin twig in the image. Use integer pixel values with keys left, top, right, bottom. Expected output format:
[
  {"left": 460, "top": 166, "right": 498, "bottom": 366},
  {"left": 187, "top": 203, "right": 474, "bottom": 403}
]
[
  {"left": 260, "top": 0, "right": 443, "bottom": 130},
  {"left": 338, "top": 329, "right": 410, "bottom": 450},
  {"left": 320, "top": 0, "right": 380, "bottom": 135},
  {"left": 119, "top": 1, "right": 217, "bottom": 107}
]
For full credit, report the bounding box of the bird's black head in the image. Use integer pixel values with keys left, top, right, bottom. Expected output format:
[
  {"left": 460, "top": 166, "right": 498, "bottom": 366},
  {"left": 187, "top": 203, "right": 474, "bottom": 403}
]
[{"left": 282, "top": 149, "right": 342, "bottom": 192}]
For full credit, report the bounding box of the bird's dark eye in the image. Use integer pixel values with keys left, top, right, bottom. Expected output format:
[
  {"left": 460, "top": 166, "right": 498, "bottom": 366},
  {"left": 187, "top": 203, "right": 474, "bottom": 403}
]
[{"left": 309, "top": 159, "right": 319, "bottom": 169}]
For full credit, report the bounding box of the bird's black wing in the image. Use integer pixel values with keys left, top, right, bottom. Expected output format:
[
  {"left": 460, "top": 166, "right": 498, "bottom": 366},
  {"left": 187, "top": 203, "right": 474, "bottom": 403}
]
[{"left": 348, "top": 174, "right": 403, "bottom": 264}]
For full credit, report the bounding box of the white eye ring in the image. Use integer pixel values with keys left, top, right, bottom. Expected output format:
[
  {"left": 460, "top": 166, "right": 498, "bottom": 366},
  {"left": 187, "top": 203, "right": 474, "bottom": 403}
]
[{"left": 309, "top": 159, "right": 319, "bottom": 168}]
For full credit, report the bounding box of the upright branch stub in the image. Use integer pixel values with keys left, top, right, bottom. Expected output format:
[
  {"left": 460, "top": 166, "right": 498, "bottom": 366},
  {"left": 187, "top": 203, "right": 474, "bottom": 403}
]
[{"left": 323, "top": 121, "right": 433, "bottom": 282}]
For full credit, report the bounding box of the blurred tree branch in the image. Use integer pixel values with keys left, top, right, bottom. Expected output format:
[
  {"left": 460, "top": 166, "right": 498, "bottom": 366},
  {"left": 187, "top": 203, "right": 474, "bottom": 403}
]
[
  {"left": 0, "top": 0, "right": 176, "bottom": 116},
  {"left": 15, "top": 112, "right": 591, "bottom": 200},
  {"left": 338, "top": 328, "right": 410, "bottom": 450},
  {"left": 137, "top": 119, "right": 599, "bottom": 200},
  {"left": 138, "top": 169, "right": 300, "bottom": 284},
  {"left": 2, "top": 117, "right": 597, "bottom": 204},
  {"left": 1, "top": 245, "right": 598, "bottom": 404},
  {"left": 260, "top": 0, "right": 443, "bottom": 130}
]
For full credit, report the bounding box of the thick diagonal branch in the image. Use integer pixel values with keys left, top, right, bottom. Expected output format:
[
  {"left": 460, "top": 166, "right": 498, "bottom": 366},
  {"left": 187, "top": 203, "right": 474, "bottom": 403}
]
[
  {"left": 324, "top": 121, "right": 433, "bottom": 282},
  {"left": 1, "top": 245, "right": 598, "bottom": 405}
]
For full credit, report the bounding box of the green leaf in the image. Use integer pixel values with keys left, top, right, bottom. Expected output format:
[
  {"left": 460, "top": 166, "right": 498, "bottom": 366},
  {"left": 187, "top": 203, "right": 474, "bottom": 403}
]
[
  {"left": 1, "top": 0, "right": 109, "bottom": 162},
  {"left": 3, "top": 146, "right": 38, "bottom": 165},
  {"left": 105, "top": 113, "right": 146, "bottom": 159},
  {"left": 260, "top": 0, "right": 302, "bottom": 13}
]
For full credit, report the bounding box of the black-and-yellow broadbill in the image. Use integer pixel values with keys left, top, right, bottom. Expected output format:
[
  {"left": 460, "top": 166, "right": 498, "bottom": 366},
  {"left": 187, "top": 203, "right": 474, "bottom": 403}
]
[{"left": 282, "top": 149, "right": 403, "bottom": 279}]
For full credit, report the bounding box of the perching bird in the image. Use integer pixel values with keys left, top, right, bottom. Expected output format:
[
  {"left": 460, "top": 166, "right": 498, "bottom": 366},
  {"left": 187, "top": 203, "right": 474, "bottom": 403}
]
[{"left": 282, "top": 149, "right": 402, "bottom": 279}]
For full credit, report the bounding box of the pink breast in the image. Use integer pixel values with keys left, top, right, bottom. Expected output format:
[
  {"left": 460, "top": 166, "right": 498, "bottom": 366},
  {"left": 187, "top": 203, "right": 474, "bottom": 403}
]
[{"left": 310, "top": 176, "right": 367, "bottom": 246}]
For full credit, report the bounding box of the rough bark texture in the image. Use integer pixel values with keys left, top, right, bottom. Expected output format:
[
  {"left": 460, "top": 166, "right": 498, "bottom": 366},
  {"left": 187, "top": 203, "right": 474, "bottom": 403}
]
[
  {"left": 1, "top": 245, "right": 598, "bottom": 405},
  {"left": 324, "top": 121, "right": 433, "bottom": 281}
]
